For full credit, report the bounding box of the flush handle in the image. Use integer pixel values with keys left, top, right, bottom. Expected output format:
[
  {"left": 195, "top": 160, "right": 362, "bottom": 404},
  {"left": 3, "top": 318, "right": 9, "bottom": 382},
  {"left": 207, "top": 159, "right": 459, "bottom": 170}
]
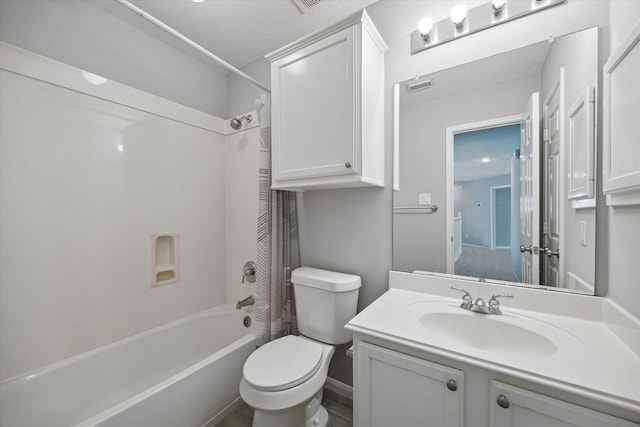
[
  {"left": 446, "top": 379, "right": 457, "bottom": 392},
  {"left": 497, "top": 394, "right": 510, "bottom": 409}
]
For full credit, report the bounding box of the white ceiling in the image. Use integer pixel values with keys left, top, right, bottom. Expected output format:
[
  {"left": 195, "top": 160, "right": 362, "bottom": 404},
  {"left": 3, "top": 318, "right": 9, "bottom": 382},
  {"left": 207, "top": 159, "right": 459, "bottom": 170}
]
[{"left": 120, "top": 0, "right": 378, "bottom": 70}]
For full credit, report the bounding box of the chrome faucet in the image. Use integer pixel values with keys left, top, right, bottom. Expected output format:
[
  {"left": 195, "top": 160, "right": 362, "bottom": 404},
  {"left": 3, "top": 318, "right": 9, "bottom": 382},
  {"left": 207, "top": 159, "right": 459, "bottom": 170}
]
[
  {"left": 451, "top": 287, "right": 513, "bottom": 315},
  {"left": 236, "top": 295, "right": 255, "bottom": 310}
]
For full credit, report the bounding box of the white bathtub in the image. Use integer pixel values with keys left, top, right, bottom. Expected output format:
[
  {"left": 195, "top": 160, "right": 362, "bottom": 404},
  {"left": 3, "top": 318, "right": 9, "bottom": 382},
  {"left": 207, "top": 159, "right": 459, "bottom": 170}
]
[{"left": 0, "top": 305, "right": 256, "bottom": 427}]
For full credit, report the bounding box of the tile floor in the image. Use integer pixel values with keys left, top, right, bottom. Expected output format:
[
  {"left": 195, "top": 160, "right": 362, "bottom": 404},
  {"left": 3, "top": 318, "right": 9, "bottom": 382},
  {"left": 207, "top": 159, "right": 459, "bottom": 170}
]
[{"left": 215, "top": 387, "right": 353, "bottom": 427}]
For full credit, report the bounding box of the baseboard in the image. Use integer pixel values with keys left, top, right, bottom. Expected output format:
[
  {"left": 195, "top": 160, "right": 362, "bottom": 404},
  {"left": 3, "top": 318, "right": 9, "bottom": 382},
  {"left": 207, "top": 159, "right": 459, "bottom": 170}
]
[
  {"left": 324, "top": 377, "right": 353, "bottom": 401},
  {"left": 201, "top": 396, "right": 244, "bottom": 427}
]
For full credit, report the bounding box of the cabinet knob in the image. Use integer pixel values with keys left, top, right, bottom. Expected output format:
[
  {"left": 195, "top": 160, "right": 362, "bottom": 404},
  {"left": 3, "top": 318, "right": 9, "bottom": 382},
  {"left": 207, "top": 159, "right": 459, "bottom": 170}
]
[
  {"left": 345, "top": 161, "right": 352, "bottom": 168},
  {"left": 446, "top": 379, "right": 457, "bottom": 391},
  {"left": 497, "top": 394, "right": 510, "bottom": 409}
]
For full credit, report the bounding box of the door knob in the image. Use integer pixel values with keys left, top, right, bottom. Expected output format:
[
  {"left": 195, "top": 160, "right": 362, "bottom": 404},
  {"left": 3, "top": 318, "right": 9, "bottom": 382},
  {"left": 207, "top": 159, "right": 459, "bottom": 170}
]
[
  {"left": 519, "top": 245, "right": 539, "bottom": 254},
  {"left": 497, "top": 394, "right": 510, "bottom": 409},
  {"left": 543, "top": 248, "right": 560, "bottom": 259}
]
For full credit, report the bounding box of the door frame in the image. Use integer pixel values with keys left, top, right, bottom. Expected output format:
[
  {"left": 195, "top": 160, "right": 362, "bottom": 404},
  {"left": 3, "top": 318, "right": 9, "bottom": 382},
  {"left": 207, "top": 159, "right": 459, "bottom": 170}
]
[
  {"left": 490, "top": 184, "right": 512, "bottom": 250},
  {"left": 445, "top": 114, "right": 524, "bottom": 274}
]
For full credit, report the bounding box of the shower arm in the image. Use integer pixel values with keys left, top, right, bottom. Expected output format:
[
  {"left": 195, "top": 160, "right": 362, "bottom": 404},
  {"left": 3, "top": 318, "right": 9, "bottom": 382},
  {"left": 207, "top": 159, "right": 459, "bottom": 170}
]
[{"left": 116, "top": 0, "right": 270, "bottom": 94}]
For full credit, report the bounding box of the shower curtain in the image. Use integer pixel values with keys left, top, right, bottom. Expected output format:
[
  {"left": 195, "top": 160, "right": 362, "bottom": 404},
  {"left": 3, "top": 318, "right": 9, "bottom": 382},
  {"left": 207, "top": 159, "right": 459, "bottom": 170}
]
[{"left": 254, "top": 94, "right": 300, "bottom": 347}]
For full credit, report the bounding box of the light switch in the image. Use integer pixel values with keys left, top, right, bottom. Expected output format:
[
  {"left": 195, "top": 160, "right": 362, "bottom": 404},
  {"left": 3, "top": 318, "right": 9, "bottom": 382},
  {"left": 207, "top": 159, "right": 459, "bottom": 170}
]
[
  {"left": 580, "top": 221, "right": 587, "bottom": 246},
  {"left": 418, "top": 193, "right": 431, "bottom": 205}
]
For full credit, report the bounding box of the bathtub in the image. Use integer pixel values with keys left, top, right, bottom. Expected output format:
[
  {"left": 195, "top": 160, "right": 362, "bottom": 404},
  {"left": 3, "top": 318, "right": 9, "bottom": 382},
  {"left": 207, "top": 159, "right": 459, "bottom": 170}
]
[{"left": 0, "top": 305, "right": 255, "bottom": 427}]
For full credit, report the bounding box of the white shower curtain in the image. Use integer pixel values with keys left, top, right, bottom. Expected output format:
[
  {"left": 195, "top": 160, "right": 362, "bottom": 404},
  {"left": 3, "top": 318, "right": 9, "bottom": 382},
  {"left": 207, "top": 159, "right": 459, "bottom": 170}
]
[{"left": 254, "top": 94, "right": 300, "bottom": 347}]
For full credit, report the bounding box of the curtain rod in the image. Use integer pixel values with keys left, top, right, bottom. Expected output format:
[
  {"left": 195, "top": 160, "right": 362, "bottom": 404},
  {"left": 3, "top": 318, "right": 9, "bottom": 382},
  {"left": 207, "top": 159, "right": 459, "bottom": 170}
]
[{"left": 116, "top": 0, "right": 271, "bottom": 93}]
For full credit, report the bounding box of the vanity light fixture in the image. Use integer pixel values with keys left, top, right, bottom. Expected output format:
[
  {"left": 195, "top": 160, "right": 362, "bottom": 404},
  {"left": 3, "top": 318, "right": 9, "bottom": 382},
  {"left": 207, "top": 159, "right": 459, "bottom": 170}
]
[
  {"left": 411, "top": 0, "right": 566, "bottom": 55},
  {"left": 481, "top": 157, "right": 491, "bottom": 163}
]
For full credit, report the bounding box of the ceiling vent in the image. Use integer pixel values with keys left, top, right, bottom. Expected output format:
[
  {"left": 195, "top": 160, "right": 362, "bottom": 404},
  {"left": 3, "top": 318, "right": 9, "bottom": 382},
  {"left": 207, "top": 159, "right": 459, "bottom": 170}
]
[
  {"left": 405, "top": 77, "right": 435, "bottom": 92},
  {"left": 291, "top": 0, "right": 324, "bottom": 14}
]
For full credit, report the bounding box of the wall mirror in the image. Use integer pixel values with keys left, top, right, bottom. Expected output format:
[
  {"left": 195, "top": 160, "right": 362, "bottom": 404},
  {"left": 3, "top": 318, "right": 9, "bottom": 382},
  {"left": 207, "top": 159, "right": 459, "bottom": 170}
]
[{"left": 393, "top": 27, "right": 598, "bottom": 295}]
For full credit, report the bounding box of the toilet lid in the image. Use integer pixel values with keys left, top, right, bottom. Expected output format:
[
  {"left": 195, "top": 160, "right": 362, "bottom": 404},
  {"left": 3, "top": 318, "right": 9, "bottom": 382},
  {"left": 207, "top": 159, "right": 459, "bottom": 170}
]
[{"left": 243, "top": 335, "right": 324, "bottom": 392}]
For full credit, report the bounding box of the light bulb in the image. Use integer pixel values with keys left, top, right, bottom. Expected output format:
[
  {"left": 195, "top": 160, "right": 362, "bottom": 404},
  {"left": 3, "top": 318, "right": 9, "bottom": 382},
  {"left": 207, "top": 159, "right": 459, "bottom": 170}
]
[
  {"left": 492, "top": 0, "right": 506, "bottom": 11},
  {"left": 450, "top": 4, "right": 467, "bottom": 27},
  {"left": 418, "top": 16, "right": 433, "bottom": 38},
  {"left": 492, "top": 0, "right": 506, "bottom": 15}
]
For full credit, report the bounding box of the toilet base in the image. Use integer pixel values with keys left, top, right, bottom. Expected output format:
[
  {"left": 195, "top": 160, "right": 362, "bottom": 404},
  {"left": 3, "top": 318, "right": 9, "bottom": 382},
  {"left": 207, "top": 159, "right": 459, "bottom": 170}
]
[
  {"left": 251, "top": 403, "right": 328, "bottom": 427},
  {"left": 251, "top": 389, "right": 328, "bottom": 427},
  {"left": 306, "top": 404, "right": 328, "bottom": 427}
]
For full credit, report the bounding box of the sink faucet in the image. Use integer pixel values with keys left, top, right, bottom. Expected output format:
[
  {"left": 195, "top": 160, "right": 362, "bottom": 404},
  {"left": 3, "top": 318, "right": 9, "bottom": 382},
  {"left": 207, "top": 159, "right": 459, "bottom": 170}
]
[
  {"left": 451, "top": 287, "right": 513, "bottom": 315},
  {"left": 236, "top": 295, "right": 255, "bottom": 310}
]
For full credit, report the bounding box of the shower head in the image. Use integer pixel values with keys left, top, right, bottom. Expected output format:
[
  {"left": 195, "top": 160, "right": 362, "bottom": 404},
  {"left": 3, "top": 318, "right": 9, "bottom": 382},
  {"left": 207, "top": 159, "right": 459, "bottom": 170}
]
[{"left": 230, "top": 114, "right": 252, "bottom": 130}]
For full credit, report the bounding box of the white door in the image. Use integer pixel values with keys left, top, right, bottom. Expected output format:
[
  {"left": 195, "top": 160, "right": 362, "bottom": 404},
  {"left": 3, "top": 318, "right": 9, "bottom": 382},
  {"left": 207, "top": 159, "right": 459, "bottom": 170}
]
[
  {"left": 542, "top": 77, "right": 563, "bottom": 287},
  {"left": 271, "top": 25, "right": 357, "bottom": 182},
  {"left": 355, "top": 342, "right": 463, "bottom": 427},
  {"left": 490, "top": 381, "right": 638, "bottom": 427},
  {"left": 520, "top": 93, "right": 541, "bottom": 284}
]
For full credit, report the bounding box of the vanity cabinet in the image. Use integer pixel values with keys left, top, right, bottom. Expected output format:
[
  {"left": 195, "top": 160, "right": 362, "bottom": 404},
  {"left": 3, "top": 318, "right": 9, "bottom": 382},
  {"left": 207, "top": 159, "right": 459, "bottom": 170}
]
[
  {"left": 489, "top": 381, "right": 638, "bottom": 427},
  {"left": 356, "top": 342, "right": 464, "bottom": 427},
  {"left": 352, "top": 338, "right": 639, "bottom": 427},
  {"left": 266, "top": 11, "right": 387, "bottom": 191}
]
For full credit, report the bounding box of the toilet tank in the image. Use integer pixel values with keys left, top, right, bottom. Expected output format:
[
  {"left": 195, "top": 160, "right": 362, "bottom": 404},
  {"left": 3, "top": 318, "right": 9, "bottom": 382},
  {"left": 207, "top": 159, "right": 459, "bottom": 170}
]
[{"left": 291, "top": 267, "right": 361, "bottom": 345}]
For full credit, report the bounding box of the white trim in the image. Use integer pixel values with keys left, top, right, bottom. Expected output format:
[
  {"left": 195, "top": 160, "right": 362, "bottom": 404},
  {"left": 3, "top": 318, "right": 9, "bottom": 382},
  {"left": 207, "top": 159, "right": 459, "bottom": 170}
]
[
  {"left": 445, "top": 114, "right": 524, "bottom": 274},
  {"left": 393, "top": 83, "right": 400, "bottom": 191},
  {"left": 202, "top": 397, "right": 244, "bottom": 427},
  {"left": 324, "top": 377, "right": 353, "bottom": 401},
  {"left": 490, "top": 185, "right": 512, "bottom": 250},
  {"left": 0, "top": 41, "right": 226, "bottom": 135},
  {"left": 603, "top": 21, "right": 640, "bottom": 201}
]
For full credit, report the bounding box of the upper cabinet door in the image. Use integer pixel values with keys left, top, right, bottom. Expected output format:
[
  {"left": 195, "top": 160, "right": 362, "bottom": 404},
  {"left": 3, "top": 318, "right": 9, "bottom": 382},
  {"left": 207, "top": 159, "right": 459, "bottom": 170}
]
[
  {"left": 272, "top": 26, "right": 357, "bottom": 183},
  {"left": 268, "top": 11, "right": 387, "bottom": 192},
  {"left": 603, "top": 21, "right": 640, "bottom": 205}
]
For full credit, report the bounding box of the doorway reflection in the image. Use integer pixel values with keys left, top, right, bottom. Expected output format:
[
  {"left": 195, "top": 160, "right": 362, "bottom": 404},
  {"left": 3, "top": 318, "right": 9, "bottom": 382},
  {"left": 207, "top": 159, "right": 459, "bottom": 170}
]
[{"left": 453, "top": 124, "right": 520, "bottom": 282}]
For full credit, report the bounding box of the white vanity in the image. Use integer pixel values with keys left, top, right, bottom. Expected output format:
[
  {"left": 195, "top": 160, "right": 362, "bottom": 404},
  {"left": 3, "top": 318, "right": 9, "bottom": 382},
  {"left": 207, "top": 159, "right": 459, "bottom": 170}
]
[{"left": 346, "top": 271, "right": 640, "bottom": 427}]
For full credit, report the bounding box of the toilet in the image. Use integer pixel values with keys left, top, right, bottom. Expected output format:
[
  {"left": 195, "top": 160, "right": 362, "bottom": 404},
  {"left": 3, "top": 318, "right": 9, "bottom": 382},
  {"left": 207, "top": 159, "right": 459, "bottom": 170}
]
[{"left": 239, "top": 267, "right": 361, "bottom": 427}]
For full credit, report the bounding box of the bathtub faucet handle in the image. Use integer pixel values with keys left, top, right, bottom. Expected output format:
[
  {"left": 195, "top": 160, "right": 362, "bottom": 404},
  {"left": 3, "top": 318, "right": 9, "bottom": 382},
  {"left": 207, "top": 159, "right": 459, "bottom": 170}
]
[
  {"left": 242, "top": 261, "right": 256, "bottom": 284},
  {"left": 236, "top": 295, "right": 255, "bottom": 310}
]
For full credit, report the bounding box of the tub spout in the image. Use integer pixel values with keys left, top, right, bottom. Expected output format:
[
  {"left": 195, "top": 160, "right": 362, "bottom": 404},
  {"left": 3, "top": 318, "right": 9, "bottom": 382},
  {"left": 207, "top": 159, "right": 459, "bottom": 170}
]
[{"left": 236, "top": 295, "right": 255, "bottom": 310}]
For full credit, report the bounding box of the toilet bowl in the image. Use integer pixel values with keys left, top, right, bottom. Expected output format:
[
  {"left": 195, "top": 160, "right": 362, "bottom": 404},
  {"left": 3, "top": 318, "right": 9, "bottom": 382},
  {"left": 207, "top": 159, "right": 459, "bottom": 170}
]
[{"left": 239, "top": 267, "right": 361, "bottom": 427}]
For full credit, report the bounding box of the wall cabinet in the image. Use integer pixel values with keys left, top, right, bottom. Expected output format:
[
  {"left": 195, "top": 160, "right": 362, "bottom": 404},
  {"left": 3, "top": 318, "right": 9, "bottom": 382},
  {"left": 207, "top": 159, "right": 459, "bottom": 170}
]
[
  {"left": 353, "top": 338, "right": 639, "bottom": 427},
  {"left": 266, "top": 11, "right": 387, "bottom": 191}
]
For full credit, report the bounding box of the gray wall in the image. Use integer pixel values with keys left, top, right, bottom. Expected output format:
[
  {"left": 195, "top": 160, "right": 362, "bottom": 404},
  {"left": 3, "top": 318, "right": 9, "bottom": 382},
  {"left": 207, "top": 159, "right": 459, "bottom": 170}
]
[
  {"left": 541, "top": 27, "right": 599, "bottom": 289},
  {"left": 455, "top": 175, "right": 511, "bottom": 248},
  {"left": 0, "top": 0, "right": 228, "bottom": 117},
  {"left": 393, "top": 76, "right": 539, "bottom": 273}
]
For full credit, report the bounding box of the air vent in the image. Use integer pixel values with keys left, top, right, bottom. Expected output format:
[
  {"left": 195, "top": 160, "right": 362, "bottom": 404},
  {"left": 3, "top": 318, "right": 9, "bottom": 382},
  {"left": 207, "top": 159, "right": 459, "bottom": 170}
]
[
  {"left": 405, "top": 77, "right": 435, "bottom": 92},
  {"left": 291, "top": 0, "right": 324, "bottom": 14}
]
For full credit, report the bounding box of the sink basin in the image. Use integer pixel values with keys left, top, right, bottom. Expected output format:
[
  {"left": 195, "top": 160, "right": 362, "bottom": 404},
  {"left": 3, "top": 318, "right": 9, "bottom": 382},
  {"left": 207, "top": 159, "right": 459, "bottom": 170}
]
[{"left": 404, "top": 302, "right": 583, "bottom": 359}]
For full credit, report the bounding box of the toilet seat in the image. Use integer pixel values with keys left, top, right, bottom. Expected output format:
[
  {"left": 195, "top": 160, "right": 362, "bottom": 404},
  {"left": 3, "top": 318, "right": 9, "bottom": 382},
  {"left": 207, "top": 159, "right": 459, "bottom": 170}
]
[{"left": 243, "top": 335, "right": 323, "bottom": 392}]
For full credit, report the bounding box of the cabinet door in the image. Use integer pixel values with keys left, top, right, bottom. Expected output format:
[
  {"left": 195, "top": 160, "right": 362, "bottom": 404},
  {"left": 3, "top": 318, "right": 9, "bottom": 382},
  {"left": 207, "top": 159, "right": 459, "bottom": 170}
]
[
  {"left": 355, "top": 342, "right": 463, "bottom": 427},
  {"left": 490, "top": 381, "right": 639, "bottom": 427},
  {"left": 271, "top": 26, "right": 358, "bottom": 182}
]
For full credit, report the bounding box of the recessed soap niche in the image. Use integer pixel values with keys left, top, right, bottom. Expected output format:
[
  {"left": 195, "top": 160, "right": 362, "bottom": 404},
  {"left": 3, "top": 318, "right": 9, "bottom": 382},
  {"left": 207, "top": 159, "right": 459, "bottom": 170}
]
[{"left": 151, "top": 233, "right": 180, "bottom": 287}]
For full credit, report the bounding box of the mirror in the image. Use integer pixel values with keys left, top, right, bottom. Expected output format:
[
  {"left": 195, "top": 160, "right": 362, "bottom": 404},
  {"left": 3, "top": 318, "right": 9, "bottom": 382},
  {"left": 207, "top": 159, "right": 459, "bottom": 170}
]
[{"left": 393, "top": 27, "right": 598, "bottom": 295}]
